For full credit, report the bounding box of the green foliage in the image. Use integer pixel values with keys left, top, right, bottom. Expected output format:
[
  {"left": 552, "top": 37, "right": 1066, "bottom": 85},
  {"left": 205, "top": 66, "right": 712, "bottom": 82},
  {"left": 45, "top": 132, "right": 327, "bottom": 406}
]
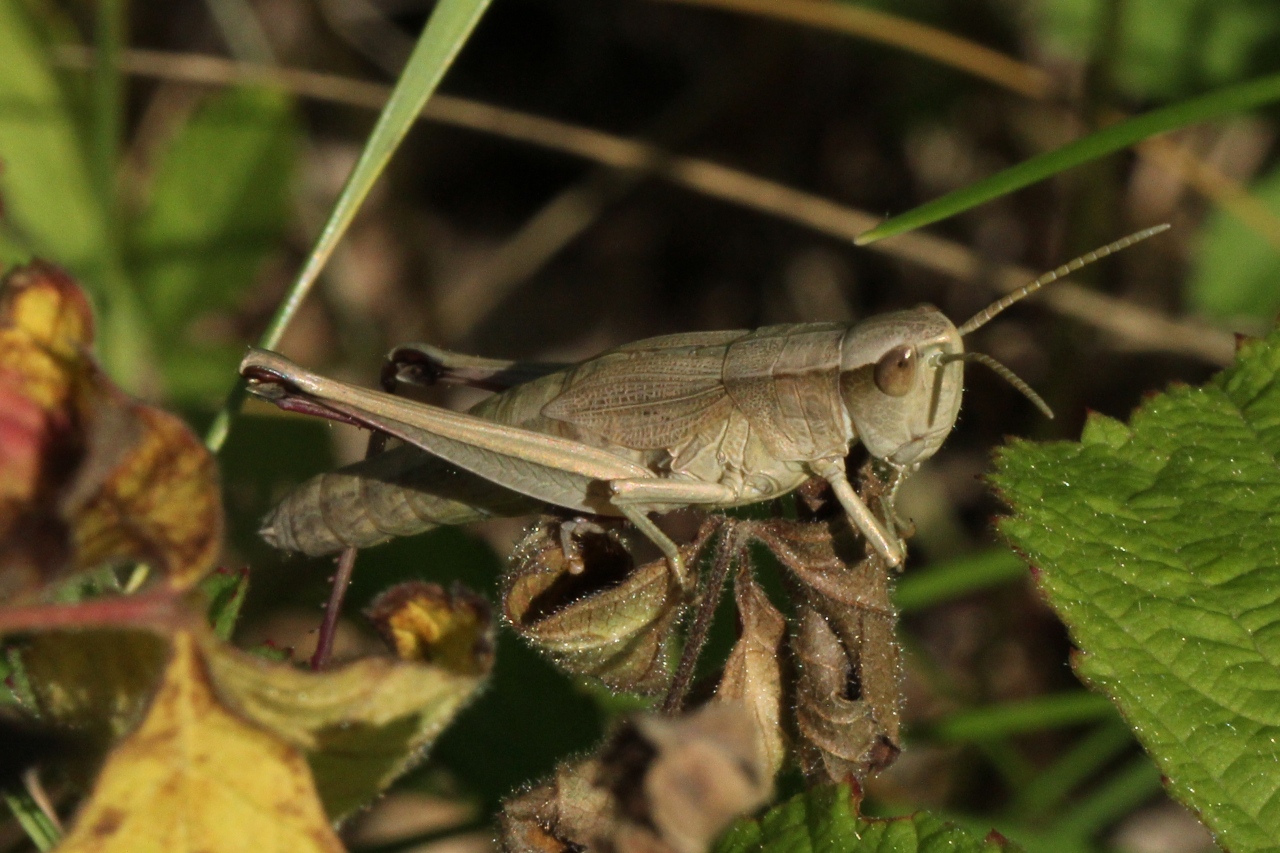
[
  {"left": 200, "top": 567, "right": 251, "bottom": 641},
  {"left": 0, "top": 2, "right": 298, "bottom": 402},
  {"left": 0, "top": 1, "right": 104, "bottom": 267},
  {"left": 131, "top": 87, "right": 298, "bottom": 402},
  {"left": 714, "top": 785, "right": 1019, "bottom": 853},
  {"left": 993, "top": 328, "right": 1280, "bottom": 852},
  {"left": 1191, "top": 162, "right": 1280, "bottom": 320},
  {"left": 894, "top": 549, "right": 1027, "bottom": 614},
  {"left": 857, "top": 71, "right": 1280, "bottom": 243},
  {"left": 1035, "top": 0, "right": 1280, "bottom": 100}
]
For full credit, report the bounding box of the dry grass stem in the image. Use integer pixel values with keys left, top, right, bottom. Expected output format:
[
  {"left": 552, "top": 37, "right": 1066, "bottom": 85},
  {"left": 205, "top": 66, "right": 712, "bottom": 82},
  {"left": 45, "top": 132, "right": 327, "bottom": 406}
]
[
  {"left": 56, "top": 46, "right": 1236, "bottom": 365},
  {"left": 658, "top": 0, "right": 1280, "bottom": 258},
  {"left": 655, "top": 0, "right": 1055, "bottom": 100}
]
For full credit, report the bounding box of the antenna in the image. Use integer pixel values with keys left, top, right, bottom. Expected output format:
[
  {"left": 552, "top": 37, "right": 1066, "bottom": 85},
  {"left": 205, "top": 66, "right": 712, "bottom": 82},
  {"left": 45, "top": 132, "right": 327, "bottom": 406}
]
[
  {"left": 939, "top": 352, "right": 1054, "bottom": 419},
  {"left": 957, "top": 224, "right": 1170, "bottom": 337}
]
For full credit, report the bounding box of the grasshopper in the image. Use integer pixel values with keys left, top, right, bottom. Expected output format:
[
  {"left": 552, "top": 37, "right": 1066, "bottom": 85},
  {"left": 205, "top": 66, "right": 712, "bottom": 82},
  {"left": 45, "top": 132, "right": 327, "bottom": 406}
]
[{"left": 241, "top": 226, "right": 1167, "bottom": 591}]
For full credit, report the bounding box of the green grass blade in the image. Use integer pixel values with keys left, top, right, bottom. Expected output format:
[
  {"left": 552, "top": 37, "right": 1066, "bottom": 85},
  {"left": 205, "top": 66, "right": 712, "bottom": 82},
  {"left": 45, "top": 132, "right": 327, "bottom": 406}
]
[
  {"left": 90, "top": 0, "right": 125, "bottom": 236},
  {"left": 925, "top": 692, "right": 1118, "bottom": 742},
  {"left": 205, "top": 0, "right": 494, "bottom": 452},
  {"left": 857, "top": 72, "right": 1280, "bottom": 244},
  {"left": 1046, "top": 755, "right": 1164, "bottom": 840},
  {"left": 1006, "top": 721, "right": 1135, "bottom": 821},
  {"left": 258, "top": 0, "right": 494, "bottom": 353},
  {"left": 895, "top": 548, "right": 1027, "bottom": 613},
  {"left": 2, "top": 788, "right": 60, "bottom": 851}
]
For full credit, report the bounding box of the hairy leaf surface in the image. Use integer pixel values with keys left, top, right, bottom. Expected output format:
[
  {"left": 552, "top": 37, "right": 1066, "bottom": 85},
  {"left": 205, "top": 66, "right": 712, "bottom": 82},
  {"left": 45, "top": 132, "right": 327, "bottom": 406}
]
[
  {"left": 993, "top": 328, "right": 1280, "bottom": 851},
  {"left": 714, "top": 785, "right": 1018, "bottom": 853}
]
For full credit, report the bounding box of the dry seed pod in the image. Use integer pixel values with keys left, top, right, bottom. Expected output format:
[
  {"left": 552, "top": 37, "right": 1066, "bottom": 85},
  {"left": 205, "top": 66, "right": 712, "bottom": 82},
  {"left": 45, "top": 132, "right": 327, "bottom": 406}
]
[
  {"left": 711, "top": 565, "right": 788, "bottom": 777},
  {"left": 749, "top": 517, "right": 902, "bottom": 782},
  {"left": 499, "top": 703, "right": 771, "bottom": 853},
  {"left": 503, "top": 517, "right": 711, "bottom": 694}
]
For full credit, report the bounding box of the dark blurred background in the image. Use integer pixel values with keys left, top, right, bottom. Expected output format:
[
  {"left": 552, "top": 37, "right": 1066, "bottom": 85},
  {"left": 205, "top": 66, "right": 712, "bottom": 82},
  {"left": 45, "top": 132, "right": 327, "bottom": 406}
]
[{"left": 5, "top": 0, "right": 1278, "bottom": 850}]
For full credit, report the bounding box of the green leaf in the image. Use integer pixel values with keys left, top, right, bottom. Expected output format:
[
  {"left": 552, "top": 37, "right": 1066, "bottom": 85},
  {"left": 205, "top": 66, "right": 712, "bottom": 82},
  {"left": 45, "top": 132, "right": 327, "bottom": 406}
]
[
  {"left": 199, "top": 567, "right": 250, "bottom": 641},
  {"left": 713, "top": 785, "right": 1019, "bottom": 853},
  {"left": 203, "top": 593, "right": 493, "bottom": 820},
  {"left": 130, "top": 87, "right": 298, "bottom": 402},
  {"left": 1036, "top": 0, "right": 1280, "bottom": 100},
  {"left": 856, "top": 72, "right": 1280, "bottom": 244},
  {"left": 0, "top": 1, "right": 105, "bottom": 267},
  {"left": 1190, "top": 161, "right": 1280, "bottom": 320},
  {"left": 132, "top": 87, "right": 296, "bottom": 332},
  {"left": 926, "top": 692, "right": 1119, "bottom": 742},
  {"left": 992, "top": 328, "right": 1280, "bottom": 852}
]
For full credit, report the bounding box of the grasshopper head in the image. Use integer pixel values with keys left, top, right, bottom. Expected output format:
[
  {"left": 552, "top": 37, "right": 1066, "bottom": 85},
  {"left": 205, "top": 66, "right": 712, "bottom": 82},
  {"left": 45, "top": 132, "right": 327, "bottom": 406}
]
[
  {"left": 839, "top": 307, "right": 964, "bottom": 466},
  {"left": 837, "top": 225, "right": 1171, "bottom": 468}
]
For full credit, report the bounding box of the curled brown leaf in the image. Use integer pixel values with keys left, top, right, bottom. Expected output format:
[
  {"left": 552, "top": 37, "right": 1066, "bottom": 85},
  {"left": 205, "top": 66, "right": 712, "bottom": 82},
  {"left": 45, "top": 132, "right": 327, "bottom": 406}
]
[
  {"left": 503, "top": 517, "right": 707, "bottom": 695},
  {"left": 749, "top": 516, "right": 902, "bottom": 783}
]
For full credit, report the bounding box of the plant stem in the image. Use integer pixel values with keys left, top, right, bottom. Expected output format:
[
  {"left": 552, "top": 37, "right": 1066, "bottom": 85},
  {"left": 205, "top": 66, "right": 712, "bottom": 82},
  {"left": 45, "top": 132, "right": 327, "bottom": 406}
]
[
  {"left": 662, "top": 521, "right": 737, "bottom": 713},
  {"left": 310, "top": 546, "right": 358, "bottom": 671}
]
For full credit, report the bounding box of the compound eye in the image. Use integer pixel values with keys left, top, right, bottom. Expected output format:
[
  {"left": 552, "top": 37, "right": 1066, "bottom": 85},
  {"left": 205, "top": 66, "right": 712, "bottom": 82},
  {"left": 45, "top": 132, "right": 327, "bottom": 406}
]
[{"left": 874, "top": 345, "right": 917, "bottom": 397}]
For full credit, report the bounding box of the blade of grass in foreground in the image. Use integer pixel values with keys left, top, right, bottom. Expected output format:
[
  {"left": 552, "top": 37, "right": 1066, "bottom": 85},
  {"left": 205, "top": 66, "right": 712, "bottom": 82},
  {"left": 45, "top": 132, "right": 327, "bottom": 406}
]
[
  {"left": 204, "top": 0, "right": 494, "bottom": 452},
  {"left": 857, "top": 71, "right": 1280, "bottom": 244}
]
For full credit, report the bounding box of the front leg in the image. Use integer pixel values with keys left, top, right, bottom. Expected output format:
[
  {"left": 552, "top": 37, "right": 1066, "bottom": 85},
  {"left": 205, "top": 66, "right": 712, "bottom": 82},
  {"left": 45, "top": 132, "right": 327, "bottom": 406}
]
[{"left": 809, "top": 457, "right": 904, "bottom": 568}]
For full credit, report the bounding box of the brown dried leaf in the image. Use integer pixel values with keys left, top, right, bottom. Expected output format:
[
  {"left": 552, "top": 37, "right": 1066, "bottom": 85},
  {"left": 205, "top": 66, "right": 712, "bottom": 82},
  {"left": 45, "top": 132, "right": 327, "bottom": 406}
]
[
  {"left": 54, "top": 631, "right": 345, "bottom": 853},
  {"left": 750, "top": 518, "right": 902, "bottom": 783},
  {"left": 632, "top": 707, "right": 774, "bottom": 853},
  {"left": 712, "top": 566, "right": 788, "bottom": 777},
  {"left": 500, "top": 704, "right": 771, "bottom": 853},
  {"left": 205, "top": 582, "right": 494, "bottom": 818},
  {"left": 503, "top": 517, "right": 702, "bottom": 695},
  {"left": 0, "top": 262, "right": 221, "bottom": 597}
]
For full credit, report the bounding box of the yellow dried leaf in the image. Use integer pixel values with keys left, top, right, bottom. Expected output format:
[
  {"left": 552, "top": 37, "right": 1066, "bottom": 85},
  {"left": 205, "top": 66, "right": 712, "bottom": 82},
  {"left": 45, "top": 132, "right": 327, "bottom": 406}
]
[
  {"left": 55, "top": 631, "right": 344, "bottom": 853},
  {"left": 365, "top": 581, "right": 493, "bottom": 674},
  {"left": 205, "top": 585, "right": 494, "bottom": 818},
  {"left": 0, "top": 261, "right": 94, "bottom": 409},
  {"left": 0, "top": 263, "right": 222, "bottom": 596},
  {"left": 66, "top": 390, "right": 222, "bottom": 589}
]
